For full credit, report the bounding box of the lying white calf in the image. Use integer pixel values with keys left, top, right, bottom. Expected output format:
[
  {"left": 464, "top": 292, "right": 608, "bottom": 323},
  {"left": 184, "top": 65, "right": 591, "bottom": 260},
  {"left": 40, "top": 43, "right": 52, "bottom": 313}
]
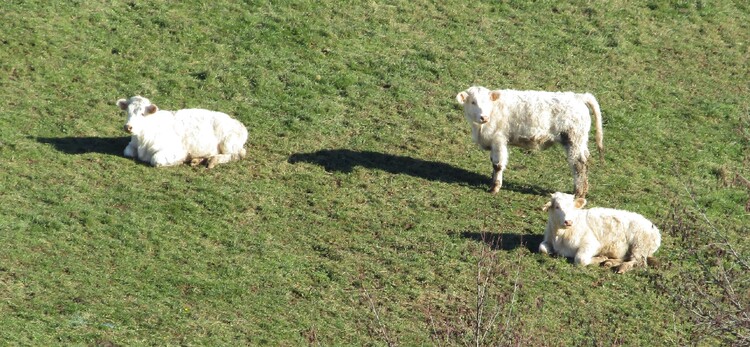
[
  {"left": 539, "top": 192, "right": 661, "bottom": 273},
  {"left": 456, "top": 86, "right": 603, "bottom": 197},
  {"left": 117, "top": 96, "right": 248, "bottom": 168}
]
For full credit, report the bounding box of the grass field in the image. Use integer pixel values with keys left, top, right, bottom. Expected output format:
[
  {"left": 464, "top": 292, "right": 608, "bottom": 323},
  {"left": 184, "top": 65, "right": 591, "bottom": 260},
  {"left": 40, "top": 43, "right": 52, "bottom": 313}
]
[{"left": 1, "top": 1, "right": 749, "bottom": 345}]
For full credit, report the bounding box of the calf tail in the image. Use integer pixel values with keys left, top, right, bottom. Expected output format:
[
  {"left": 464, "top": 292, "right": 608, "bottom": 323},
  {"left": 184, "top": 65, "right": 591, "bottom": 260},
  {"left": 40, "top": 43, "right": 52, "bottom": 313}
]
[
  {"left": 581, "top": 93, "right": 604, "bottom": 162},
  {"left": 646, "top": 256, "right": 661, "bottom": 269}
]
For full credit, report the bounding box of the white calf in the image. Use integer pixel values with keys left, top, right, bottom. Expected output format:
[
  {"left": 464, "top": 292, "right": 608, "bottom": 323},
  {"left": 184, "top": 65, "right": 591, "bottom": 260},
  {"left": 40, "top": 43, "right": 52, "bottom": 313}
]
[
  {"left": 539, "top": 192, "right": 661, "bottom": 273},
  {"left": 456, "top": 86, "right": 603, "bottom": 197},
  {"left": 117, "top": 96, "right": 248, "bottom": 168}
]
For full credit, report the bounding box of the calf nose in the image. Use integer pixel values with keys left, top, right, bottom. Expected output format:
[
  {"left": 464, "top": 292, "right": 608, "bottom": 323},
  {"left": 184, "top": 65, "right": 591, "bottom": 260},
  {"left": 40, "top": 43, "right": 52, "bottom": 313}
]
[
  {"left": 563, "top": 220, "right": 573, "bottom": 227},
  {"left": 124, "top": 124, "right": 132, "bottom": 133},
  {"left": 479, "top": 116, "right": 488, "bottom": 123}
]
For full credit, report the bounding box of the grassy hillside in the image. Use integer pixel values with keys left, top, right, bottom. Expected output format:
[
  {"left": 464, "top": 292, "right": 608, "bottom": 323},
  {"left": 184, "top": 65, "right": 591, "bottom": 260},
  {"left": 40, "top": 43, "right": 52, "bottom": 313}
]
[{"left": 1, "top": 1, "right": 748, "bottom": 345}]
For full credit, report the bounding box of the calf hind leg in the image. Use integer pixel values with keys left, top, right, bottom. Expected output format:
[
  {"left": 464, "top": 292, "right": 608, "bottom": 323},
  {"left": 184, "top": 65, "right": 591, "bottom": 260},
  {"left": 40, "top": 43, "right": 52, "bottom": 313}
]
[
  {"left": 616, "top": 260, "right": 637, "bottom": 274},
  {"left": 206, "top": 154, "right": 235, "bottom": 169},
  {"left": 190, "top": 157, "right": 208, "bottom": 167},
  {"left": 590, "top": 255, "right": 609, "bottom": 265},
  {"left": 602, "top": 258, "right": 623, "bottom": 268},
  {"left": 207, "top": 141, "right": 247, "bottom": 168},
  {"left": 615, "top": 254, "right": 649, "bottom": 274}
]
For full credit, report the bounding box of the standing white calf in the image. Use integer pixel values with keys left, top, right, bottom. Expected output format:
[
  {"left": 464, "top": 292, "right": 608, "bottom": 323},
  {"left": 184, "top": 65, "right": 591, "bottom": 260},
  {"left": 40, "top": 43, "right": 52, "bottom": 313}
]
[
  {"left": 117, "top": 96, "right": 248, "bottom": 168},
  {"left": 456, "top": 86, "right": 603, "bottom": 197},
  {"left": 539, "top": 192, "right": 661, "bottom": 274}
]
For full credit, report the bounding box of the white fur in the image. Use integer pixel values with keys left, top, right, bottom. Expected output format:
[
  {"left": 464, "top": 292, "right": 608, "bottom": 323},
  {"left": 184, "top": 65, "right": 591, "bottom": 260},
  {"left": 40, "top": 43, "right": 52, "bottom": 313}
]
[
  {"left": 117, "top": 96, "right": 248, "bottom": 168},
  {"left": 539, "top": 192, "right": 661, "bottom": 273},
  {"left": 456, "top": 86, "right": 603, "bottom": 197}
]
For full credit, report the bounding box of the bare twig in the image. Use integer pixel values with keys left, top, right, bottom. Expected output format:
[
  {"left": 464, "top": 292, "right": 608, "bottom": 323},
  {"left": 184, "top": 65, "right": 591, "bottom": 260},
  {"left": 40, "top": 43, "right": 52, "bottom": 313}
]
[
  {"left": 361, "top": 284, "right": 395, "bottom": 347},
  {"left": 502, "top": 253, "right": 522, "bottom": 339},
  {"left": 427, "top": 305, "right": 442, "bottom": 347},
  {"left": 664, "top": 184, "right": 750, "bottom": 345},
  {"left": 683, "top": 185, "right": 750, "bottom": 270}
]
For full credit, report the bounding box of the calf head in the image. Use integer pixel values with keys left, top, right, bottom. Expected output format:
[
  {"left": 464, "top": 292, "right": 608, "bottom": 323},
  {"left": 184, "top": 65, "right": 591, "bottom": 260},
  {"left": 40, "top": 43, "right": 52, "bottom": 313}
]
[
  {"left": 117, "top": 95, "right": 159, "bottom": 134},
  {"left": 543, "top": 192, "right": 586, "bottom": 228},
  {"left": 455, "top": 86, "right": 500, "bottom": 124}
]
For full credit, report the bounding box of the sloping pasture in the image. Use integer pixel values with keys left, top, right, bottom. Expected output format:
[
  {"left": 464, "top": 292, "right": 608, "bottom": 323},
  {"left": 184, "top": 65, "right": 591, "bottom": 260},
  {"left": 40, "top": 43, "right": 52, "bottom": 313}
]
[{"left": 1, "top": 1, "right": 748, "bottom": 345}]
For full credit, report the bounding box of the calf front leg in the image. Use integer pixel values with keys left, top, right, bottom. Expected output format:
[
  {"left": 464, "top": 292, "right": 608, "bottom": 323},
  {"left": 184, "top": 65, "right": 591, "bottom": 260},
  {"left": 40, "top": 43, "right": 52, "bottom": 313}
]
[
  {"left": 489, "top": 144, "right": 508, "bottom": 194},
  {"left": 151, "top": 150, "right": 187, "bottom": 167},
  {"left": 539, "top": 223, "right": 555, "bottom": 255},
  {"left": 574, "top": 243, "right": 601, "bottom": 266},
  {"left": 489, "top": 163, "right": 503, "bottom": 194},
  {"left": 124, "top": 137, "right": 138, "bottom": 158}
]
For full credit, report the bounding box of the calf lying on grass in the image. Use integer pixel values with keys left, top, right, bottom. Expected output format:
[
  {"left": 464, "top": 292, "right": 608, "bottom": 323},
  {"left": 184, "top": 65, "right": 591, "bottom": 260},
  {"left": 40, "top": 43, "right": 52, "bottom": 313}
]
[
  {"left": 539, "top": 192, "right": 661, "bottom": 274},
  {"left": 117, "top": 96, "right": 248, "bottom": 168},
  {"left": 456, "top": 86, "right": 603, "bottom": 197}
]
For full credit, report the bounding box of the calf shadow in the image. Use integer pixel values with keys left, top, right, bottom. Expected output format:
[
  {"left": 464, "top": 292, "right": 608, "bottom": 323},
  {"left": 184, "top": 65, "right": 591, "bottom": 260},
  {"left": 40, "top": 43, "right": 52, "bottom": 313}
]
[
  {"left": 288, "top": 149, "right": 550, "bottom": 195},
  {"left": 35, "top": 136, "right": 130, "bottom": 156},
  {"left": 459, "top": 231, "right": 543, "bottom": 253}
]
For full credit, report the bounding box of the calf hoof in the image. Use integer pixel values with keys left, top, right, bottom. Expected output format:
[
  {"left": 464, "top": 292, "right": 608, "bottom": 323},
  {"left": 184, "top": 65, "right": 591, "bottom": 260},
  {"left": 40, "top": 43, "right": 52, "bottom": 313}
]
[
  {"left": 190, "top": 158, "right": 207, "bottom": 167},
  {"left": 207, "top": 157, "right": 219, "bottom": 169},
  {"left": 590, "top": 256, "right": 609, "bottom": 265},
  {"left": 488, "top": 185, "right": 501, "bottom": 194},
  {"left": 616, "top": 263, "right": 634, "bottom": 274},
  {"left": 602, "top": 259, "right": 621, "bottom": 268}
]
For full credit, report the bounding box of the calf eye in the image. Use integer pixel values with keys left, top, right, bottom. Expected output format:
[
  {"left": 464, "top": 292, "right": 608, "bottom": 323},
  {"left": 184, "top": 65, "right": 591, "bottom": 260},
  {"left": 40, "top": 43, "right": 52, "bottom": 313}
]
[{"left": 471, "top": 101, "right": 476, "bottom": 105}]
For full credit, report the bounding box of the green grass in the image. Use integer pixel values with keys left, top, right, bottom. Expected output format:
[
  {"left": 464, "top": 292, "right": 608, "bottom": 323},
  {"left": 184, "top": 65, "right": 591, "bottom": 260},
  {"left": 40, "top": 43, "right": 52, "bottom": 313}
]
[{"left": 1, "top": 0, "right": 749, "bottom": 345}]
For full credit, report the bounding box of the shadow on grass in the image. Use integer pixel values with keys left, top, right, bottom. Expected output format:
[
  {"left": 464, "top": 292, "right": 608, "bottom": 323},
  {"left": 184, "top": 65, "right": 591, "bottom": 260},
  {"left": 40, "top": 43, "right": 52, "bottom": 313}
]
[
  {"left": 460, "top": 231, "right": 544, "bottom": 253},
  {"left": 36, "top": 136, "right": 129, "bottom": 156},
  {"left": 288, "top": 149, "right": 550, "bottom": 195}
]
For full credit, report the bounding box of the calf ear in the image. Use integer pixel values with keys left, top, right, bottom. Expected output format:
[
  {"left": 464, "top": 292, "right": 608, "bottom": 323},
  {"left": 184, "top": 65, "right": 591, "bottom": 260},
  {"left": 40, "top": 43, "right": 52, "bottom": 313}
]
[
  {"left": 490, "top": 91, "right": 501, "bottom": 102},
  {"left": 145, "top": 104, "right": 158, "bottom": 115},
  {"left": 574, "top": 198, "right": 586, "bottom": 209},
  {"left": 542, "top": 201, "right": 551, "bottom": 212},
  {"left": 117, "top": 99, "right": 128, "bottom": 110},
  {"left": 455, "top": 91, "right": 468, "bottom": 105}
]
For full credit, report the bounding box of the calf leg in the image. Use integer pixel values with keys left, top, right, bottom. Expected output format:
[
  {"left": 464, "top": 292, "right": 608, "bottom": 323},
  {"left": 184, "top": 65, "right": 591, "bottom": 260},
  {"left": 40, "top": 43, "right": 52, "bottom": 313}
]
[
  {"left": 539, "top": 222, "right": 556, "bottom": 255},
  {"left": 190, "top": 157, "right": 208, "bottom": 167},
  {"left": 602, "top": 258, "right": 623, "bottom": 268},
  {"left": 590, "top": 255, "right": 609, "bottom": 265},
  {"left": 206, "top": 153, "right": 237, "bottom": 169},
  {"left": 490, "top": 163, "right": 503, "bottom": 194},
  {"left": 616, "top": 260, "right": 637, "bottom": 274},
  {"left": 151, "top": 150, "right": 187, "bottom": 167},
  {"left": 565, "top": 144, "right": 590, "bottom": 198},
  {"left": 574, "top": 248, "right": 598, "bottom": 266},
  {"left": 611, "top": 255, "right": 648, "bottom": 274},
  {"left": 574, "top": 157, "right": 589, "bottom": 198},
  {"left": 236, "top": 148, "right": 247, "bottom": 160},
  {"left": 489, "top": 144, "right": 508, "bottom": 194},
  {"left": 574, "top": 240, "right": 604, "bottom": 266},
  {"left": 616, "top": 248, "right": 650, "bottom": 274},
  {"left": 124, "top": 139, "right": 138, "bottom": 158}
]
